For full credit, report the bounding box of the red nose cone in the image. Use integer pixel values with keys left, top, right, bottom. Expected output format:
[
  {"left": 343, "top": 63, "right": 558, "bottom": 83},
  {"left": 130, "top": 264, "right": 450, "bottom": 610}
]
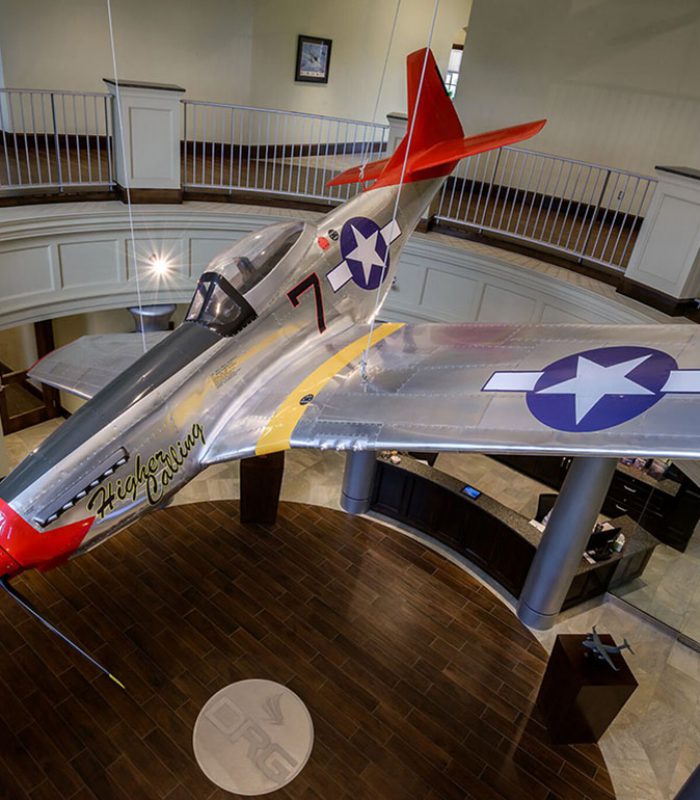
[{"left": 0, "top": 499, "right": 94, "bottom": 575}]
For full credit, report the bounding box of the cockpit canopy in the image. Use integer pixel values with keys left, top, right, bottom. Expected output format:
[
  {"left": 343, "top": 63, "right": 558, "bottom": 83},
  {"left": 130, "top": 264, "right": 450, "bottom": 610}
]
[
  {"left": 208, "top": 221, "right": 304, "bottom": 295},
  {"left": 185, "top": 272, "right": 255, "bottom": 336},
  {"left": 185, "top": 221, "right": 304, "bottom": 336}
]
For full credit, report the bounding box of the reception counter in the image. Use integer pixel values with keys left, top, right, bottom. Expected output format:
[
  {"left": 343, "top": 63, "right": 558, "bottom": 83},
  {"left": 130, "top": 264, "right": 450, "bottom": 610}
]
[{"left": 370, "top": 455, "right": 657, "bottom": 609}]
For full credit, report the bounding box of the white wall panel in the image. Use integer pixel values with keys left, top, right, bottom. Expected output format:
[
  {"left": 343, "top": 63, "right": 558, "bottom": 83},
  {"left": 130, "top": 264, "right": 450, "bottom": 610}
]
[
  {"left": 58, "top": 240, "right": 120, "bottom": 288},
  {"left": 0, "top": 245, "right": 53, "bottom": 298},
  {"left": 0, "top": 202, "right": 674, "bottom": 330},
  {"left": 539, "top": 304, "right": 589, "bottom": 324},
  {"left": 476, "top": 284, "right": 537, "bottom": 323},
  {"left": 189, "top": 238, "right": 238, "bottom": 277},
  {"left": 421, "top": 267, "right": 481, "bottom": 321},
  {"left": 126, "top": 238, "right": 188, "bottom": 282}
]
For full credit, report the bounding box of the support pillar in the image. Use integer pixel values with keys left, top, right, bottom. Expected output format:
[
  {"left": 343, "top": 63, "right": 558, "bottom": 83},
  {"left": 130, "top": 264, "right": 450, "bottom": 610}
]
[
  {"left": 518, "top": 457, "right": 617, "bottom": 630},
  {"left": 341, "top": 451, "right": 377, "bottom": 514},
  {"left": 239, "top": 451, "right": 285, "bottom": 524}
]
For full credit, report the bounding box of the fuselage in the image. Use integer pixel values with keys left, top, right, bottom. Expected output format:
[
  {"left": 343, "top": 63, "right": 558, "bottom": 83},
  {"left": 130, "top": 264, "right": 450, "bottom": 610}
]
[{"left": 0, "top": 177, "right": 443, "bottom": 578}]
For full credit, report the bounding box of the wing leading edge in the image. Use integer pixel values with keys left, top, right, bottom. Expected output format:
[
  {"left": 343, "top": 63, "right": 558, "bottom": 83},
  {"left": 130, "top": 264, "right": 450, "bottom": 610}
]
[
  {"left": 206, "top": 322, "right": 700, "bottom": 462},
  {"left": 28, "top": 333, "right": 169, "bottom": 400}
]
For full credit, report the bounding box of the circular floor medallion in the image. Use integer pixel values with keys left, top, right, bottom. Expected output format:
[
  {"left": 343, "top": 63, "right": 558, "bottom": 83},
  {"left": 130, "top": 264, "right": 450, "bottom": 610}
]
[{"left": 193, "top": 679, "right": 314, "bottom": 795}]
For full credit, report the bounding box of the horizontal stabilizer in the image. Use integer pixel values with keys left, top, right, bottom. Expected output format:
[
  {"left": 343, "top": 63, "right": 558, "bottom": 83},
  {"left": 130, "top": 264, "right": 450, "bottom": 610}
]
[
  {"left": 410, "top": 119, "right": 546, "bottom": 175},
  {"left": 326, "top": 157, "right": 390, "bottom": 187}
]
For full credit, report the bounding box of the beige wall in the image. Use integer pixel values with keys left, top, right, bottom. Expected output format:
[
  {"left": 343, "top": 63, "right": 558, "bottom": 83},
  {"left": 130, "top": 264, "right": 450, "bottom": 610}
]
[
  {"left": 249, "top": 0, "right": 470, "bottom": 121},
  {"left": 0, "top": 0, "right": 470, "bottom": 121},
  {"left": 0, "top": 323, "right": 36, "bottom": 370},
  {"left": 454, "top": 0, "right": 700, "bottom": 175},
  {"left": 0, "top": 0, "right": 254, "bottom": 104}
]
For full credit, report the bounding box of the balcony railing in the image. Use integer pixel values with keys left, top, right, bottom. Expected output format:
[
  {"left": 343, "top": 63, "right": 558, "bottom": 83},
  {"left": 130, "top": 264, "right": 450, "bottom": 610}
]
[
  {"left": 434, "top": 145, "right": 656, "bottom": 272},
  {"left": 0, "top": 87, "right": 657, "bottom": 273},
  {"left": 182, "top": 100, "right": 389, "bottom": 204},
  {"left": 0, "top": 89, "right": 114, "bottom": 191}
]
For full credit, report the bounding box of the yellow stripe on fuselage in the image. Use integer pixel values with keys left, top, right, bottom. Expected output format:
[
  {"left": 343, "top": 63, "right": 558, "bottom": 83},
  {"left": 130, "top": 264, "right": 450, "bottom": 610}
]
[{"left": 255, "top": 322, "right": 404, "bottom": 456}]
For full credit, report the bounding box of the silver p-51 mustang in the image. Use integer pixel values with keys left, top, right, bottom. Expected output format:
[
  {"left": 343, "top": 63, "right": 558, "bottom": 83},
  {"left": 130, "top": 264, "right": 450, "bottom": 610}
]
[{"left": 1, "top": 50, "right": 700, "bottom": 679}]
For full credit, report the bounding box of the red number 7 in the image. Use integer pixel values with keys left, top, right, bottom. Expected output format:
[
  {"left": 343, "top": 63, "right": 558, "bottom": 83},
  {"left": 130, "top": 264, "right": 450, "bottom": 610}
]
[{"left": 287, "top": 272, "right": 327, "bottom": 333}]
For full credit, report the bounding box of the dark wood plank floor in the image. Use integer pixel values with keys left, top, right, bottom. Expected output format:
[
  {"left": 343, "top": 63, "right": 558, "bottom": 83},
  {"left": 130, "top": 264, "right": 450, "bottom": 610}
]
[{"left": 0, "top": 501, "right": 615, "bottom": 800}]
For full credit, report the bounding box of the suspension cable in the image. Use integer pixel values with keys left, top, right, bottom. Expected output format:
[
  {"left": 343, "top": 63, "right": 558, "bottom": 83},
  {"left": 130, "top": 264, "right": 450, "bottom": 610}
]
[
  {"left": 360, "top": 0, "right": 441, "bottom": 381},
  {"left": 106, "top": 0, "right": 148, "bottom": 353},
  {"left": 358, "top": 0, "right": 402, "bottom": 174}
]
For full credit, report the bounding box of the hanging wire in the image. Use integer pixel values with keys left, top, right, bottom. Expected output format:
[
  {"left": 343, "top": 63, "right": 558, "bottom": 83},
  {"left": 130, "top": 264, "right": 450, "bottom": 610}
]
[
  {"left": 106, "top": 0, "right": 148, "bottom": 354},
  {"left": 358, "top": 0, "right": 403, "bottom": 175},
  {"left": 360, "top": 0, "right": 441, "bottom": 381}
]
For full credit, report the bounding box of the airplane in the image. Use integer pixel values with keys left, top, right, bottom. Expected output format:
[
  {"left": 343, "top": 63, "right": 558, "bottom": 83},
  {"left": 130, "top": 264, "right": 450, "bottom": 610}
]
[
  {"left": 582, "top": 625, "right": 634, "bottom": 671},
  {"left": 1, "top": 48, "right": 700, "bottom": 684}
]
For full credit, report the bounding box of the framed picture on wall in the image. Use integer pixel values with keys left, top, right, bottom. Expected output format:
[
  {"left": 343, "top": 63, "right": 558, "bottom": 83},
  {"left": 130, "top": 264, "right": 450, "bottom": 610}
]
[{"left": 295, "top": 35, "right": 332, "bottom": 83}]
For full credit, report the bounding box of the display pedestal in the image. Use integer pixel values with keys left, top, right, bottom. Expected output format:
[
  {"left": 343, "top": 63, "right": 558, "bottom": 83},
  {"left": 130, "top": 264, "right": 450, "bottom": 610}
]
[
  {"left": 239, "top": 452, "right": 285, "bottom": 524},
  {"left": 536, "top": 634, "right": 637, "bottom": 743}
]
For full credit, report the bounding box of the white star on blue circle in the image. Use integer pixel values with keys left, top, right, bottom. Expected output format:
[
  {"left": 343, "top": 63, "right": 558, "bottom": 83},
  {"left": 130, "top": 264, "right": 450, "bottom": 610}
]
[{"left": 526, "top": 346, "right": 677, "bottom": 432}]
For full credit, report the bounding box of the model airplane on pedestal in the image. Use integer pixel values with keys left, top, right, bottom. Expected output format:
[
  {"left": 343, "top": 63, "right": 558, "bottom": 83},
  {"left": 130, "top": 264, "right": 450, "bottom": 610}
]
[
  {"left": 1, "top": 49, "right": 700, "bottom": 683},
  {"left": 583, "top": 626, "right": 634, "bottom": 671}
]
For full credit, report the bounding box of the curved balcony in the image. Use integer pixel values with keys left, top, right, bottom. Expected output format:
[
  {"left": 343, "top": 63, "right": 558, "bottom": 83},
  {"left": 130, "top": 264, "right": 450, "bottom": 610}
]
[{"left": 0, "top": 86, "right": 663, "bottom": 276}]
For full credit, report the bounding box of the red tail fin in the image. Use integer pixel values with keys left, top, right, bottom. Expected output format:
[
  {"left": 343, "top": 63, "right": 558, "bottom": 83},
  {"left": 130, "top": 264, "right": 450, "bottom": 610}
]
[
  {"left": 327, "top": 48, "right": 545, "bottom": 190},
  {"left": 404, "top": 48, "right": 464, "bottom": 154}
]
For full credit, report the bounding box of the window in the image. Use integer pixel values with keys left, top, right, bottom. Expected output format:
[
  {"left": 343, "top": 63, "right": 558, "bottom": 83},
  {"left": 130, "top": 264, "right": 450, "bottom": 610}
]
[{"left": 445, "top": 46, "right": 462, "bottom": 98}]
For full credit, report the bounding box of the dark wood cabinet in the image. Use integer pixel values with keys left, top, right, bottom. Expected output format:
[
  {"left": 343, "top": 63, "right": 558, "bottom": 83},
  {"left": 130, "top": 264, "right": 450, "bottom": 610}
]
[
  {"left": 664, "top": 485, "right": 700, "bottom": 551},
  {"left": 371, "top": 459, "right": 655, "bottom": 606},
  {"left": 490, "top": 454, "right": 700, "bottom": 552},
  {"left": 491, "top": 529, "right": 535, "bottom": 597}
]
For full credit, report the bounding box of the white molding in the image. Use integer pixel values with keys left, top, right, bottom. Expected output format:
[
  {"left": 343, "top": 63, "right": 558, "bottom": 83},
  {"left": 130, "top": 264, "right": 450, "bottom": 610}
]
[{"left": 0, "top": 202, "right": 678, "bottom": 330}]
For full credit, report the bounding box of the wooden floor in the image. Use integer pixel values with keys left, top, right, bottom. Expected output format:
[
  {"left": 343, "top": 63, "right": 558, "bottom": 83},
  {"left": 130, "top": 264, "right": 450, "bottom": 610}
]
[{"left": 0, "top": 501, "right": 615, "bottom": 800}]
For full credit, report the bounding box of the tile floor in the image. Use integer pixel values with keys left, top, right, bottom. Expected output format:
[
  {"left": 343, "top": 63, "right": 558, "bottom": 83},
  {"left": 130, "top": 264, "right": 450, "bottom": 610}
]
[
  {"left": 4, "top": 420, "right": 700, "bottom": 799},
  {"left": 613, "top": 533, "right": 700, "bottom": 647}
]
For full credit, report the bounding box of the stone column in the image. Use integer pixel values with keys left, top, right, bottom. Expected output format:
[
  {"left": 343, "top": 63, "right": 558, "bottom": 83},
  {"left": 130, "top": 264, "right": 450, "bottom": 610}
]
[
  {"left": 620, "top": 167, "right": 700, "bottom": 315},
  {"left": 518, "top": 457, "right": 618, "bottom": 630},
  {"left": 104, "top": 79, "right": 185, "bottom": 202},
  {"left": 341, "top": 451, "right": 377, "bottom": 514}
]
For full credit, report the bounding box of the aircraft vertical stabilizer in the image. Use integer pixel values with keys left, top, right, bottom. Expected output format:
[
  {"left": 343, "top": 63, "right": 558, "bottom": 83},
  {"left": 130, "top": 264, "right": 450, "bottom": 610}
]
[{"left": 327, "top": 48, "right": 545, "bottom": 189}]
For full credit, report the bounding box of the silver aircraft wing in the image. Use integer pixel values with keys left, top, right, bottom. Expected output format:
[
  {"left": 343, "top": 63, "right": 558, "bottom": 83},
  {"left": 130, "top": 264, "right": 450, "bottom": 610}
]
[
  {"left": 205, "top": 321, "right": 700, "bottom": 462},
  {"left": 28, "top": 333, "right": 169, "bottom": 400}
]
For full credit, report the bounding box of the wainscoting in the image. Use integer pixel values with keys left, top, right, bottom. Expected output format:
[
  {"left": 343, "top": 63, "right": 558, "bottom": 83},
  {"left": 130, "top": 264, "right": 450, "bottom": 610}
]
[{"left": 0, "top": 201, "right": 679, "bottom": 330}]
